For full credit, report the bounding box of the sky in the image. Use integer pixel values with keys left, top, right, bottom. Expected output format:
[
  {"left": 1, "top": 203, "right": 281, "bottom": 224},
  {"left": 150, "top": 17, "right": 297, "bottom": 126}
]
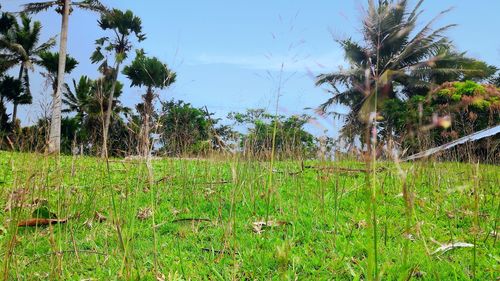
[{"left": 2, "top": 0, "right": 500, "bottom": 137}]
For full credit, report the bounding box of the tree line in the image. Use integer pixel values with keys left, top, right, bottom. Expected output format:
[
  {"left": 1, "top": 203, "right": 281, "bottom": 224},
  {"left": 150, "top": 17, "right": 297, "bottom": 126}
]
[{"left": 1, "top": 0, "right": 499, "bottom": 161}]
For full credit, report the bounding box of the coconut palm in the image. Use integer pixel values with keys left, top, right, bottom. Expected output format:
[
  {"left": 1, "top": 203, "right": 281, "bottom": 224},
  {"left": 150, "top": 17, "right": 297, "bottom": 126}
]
[
  {"left": 62, "top": 76, "right": 93, "bottom": 121},
  {"left": 63, "top": 74, "right": 128, "bottom": 154},
  {"left": 23, "top": 0, "right": 106, "bottom": 153},
  {"left": 90, "top": 8, "right": 145, "bottom": 157},
  {"left": 0, "top": 13, "right": 55, "bottom": 123},
  {"left": 123, "top": 49, "right": 176, "bottom": 156},
  {"left": 0, "top": 76, "right": 23, "bottom": 131},
  {"left": 315, "top": 0, "right": 459, "bottom": 143},
  {"left": 0, "top": 6, "right": 15, "bottom": 37}
]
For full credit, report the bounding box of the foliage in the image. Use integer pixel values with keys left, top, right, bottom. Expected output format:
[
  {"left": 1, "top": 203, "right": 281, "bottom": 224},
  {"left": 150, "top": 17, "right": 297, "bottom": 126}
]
[
  {"left": 122, "top": 49, "right": 176, "bottom": 91},
  {"left": 431, "top": 81, "right": 500, "bottom": 135},
  {"left": 38, "top": 51, "right": 78, "bottom": 76},
  {"left": 123, "top": 50, "right": 176, "bottom": 156},
  {"left": 61, "top": 75, "right": 131, "bottom": 155},
  {"left": 0, "top": 12, "right": 56, "bottom": 122},
  {"left": 228, "top": 109, "right": 316, "bottom": 158},
  {"left": 23, "top": 0, "right": 107, "bottom": 15},
  {"left": 0, "top": 76, "right": 23, "bottom": 132},
  {"left": 158, "top": 100, "right": 235, "bottom": 156},
  {"left": 315, "top": 0, "right": 496, "bottom": 145},
  {"left": 382, "top": 80, "right": 500, "bottom": 161},
  {"left": 91, "top": 8, "right": 145, "bottom": 65}
]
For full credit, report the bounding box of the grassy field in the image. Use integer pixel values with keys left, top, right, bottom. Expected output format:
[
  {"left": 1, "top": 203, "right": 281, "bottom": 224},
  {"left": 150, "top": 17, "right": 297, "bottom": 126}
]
[{"left": 0, "top": 151, "right": 498, "bottom": 280}]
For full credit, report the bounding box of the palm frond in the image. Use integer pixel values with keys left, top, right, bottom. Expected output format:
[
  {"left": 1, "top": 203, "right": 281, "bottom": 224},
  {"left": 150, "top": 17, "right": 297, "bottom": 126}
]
[
  {"left": 23, "top": 1, "right": 60, "bottom": 14},
  {"left": 33, "top": 35, "right": 57, "bottom": 54},
  {"left": 73, "top": 0, "right": 107, "bottom": 13}
]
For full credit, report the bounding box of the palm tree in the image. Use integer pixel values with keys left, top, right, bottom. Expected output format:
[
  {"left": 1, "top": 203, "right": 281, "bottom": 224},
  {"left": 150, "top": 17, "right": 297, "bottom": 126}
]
[
  {"left": 63, "top": 74, "right": 128, "bottom": 154},
  {"left": 0, "top": 6, "right": 15, "bottom": 35},
  {"left": 39, "top": 51, "right": 78, "bottom": 97},
  {"left": 23, "top": 0, "right": 106, "bottom": 153},
  {"left": 62, "top": 76, "right": 93, "bottom": 121},
  {"left": 123, "top": 50, "right": 176, "bottom": 156},
  {"left": 90, "top": 8, "right": 145, "bottom": 157},
  {"left": 0, "top": 76, "right": 23, "bottom": 131},
  {"left": 316, "top": 0, "right": 459, "bottom": 143},
  {"left": 0, "top": 13, "right": 55, "bottom": 124}
]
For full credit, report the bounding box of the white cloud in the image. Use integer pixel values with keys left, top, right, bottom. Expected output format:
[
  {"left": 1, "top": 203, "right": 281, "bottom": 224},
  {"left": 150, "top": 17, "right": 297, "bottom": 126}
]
[{"left": 193, "top": 50, "right": 346, "bottom": 74}]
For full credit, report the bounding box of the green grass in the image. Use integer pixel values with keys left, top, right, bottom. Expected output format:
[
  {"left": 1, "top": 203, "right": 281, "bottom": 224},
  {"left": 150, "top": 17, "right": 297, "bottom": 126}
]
[{"left": 0, "top": 151, "right": 498, "bottom": 280}]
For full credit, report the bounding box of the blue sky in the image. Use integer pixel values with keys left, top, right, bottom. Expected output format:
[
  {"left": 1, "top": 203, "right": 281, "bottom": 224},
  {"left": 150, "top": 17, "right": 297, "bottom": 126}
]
[{"left": 3, "top": 0, "right": 500, "bottom": 136}]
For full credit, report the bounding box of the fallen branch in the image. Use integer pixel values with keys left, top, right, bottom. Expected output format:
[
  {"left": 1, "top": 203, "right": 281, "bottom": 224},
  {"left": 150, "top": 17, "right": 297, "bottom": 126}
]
[{"left": 17, "top": 218, "right": 67, "bottom": 227}]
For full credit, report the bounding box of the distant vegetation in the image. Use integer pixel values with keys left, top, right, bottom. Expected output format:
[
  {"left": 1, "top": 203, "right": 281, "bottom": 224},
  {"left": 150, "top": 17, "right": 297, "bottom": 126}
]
[
  {"left": 1, "top": 1, "right": 499, "bottom": 162},
  {"left": 0, "top": 1, "right": 499, "bottom": 280}
]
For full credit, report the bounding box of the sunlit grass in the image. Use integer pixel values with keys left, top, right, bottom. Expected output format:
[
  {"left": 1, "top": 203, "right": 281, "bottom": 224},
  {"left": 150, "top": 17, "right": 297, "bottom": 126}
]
[{"left": 0, "top": 151, "right": 498, "bottom": 279}]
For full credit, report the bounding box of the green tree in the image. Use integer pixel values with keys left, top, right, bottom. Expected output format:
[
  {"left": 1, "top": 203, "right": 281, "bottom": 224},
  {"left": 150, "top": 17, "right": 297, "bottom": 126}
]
[
  {"left": 0, "top": 76, "right": 23, "bottom": 132},
  {"left": 39, "top": 51, "right": 78, "bottom": 96},
  {"left": 0, "top": 5, "right": 15, "bottom": 34},
  {"left": 0, "top": 6, "right": 17, "bottom": 74},
  {"left": 491, "top": 72, "right": 500, "bottom": 87},
  {"left": 0, "top": 13, "right": 55, "bottom": 123},
  {"left": 383, "top": 80, "right": 500, "bottom": 161},
  {"left": 24, "top": 0, "right": 106, "bottom": 153},
  {"left": 90, "top": 8, "right": 145, "bottom": 157},
  {"left": 229, "top": 109, "right": 316, "bottom": 159},
  {"left": 123, "top": 50, "right": 176, "bottom": 156},
  {"left": 62, "top": 76, "right": 94, "bottom": 122},
  {"left": 62, "top": 74, "right": 127, "bottom": 155},
  {"left": 315, "top": 0, "right": 489, "bottom": 144},
  {"left": 158, "top": 100, "right": 234, "bottom": 156}
]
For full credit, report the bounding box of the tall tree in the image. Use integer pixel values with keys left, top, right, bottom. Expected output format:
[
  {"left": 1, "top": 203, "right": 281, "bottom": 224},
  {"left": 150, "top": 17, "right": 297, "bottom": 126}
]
[
  {"left": 315, "top": 0, "right": 462, "bottom": 144},
  {"left": 39, "top": 51, "right": 78, "bottom": 96},
  {"left": 0, "top": 76, "right": 23, "bottom": 132},
  {"left": 0, "top": 5, "right": 16, "bottom": 44},
  {"left": 24, "top": 0, "right": 106, "bottom": 153},
  {"left": 63, "top": 74, "right": 127, "bottom": 155},
  {"left": 0, "top": 6, "right": 16, "bottom": 131},
  {"left": 90, "top": 8, "right": 145, "bottom": 157},
  {"left": 0, "top": 13, "right": 55, "bottom": 124},
  {"left": 62, "top": 76, "right": 94, "bottom": 121},
  {"left": 123, "top": 50, "right": 176, "bottom": 156}
]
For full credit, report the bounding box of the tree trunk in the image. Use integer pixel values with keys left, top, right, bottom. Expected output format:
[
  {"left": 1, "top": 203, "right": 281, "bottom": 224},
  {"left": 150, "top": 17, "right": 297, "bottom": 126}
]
[
  {"left": 139, "top": 88, "right": 153, "bottom": 157},
  {"left": 48, "top": 0, "right": 70, "bottom": 154},
  {"left": 12, "top": 64, "right": 25, "bottom": 126},
  {"left": 101, "top": 60, "right": 121, "bottom": 158}
]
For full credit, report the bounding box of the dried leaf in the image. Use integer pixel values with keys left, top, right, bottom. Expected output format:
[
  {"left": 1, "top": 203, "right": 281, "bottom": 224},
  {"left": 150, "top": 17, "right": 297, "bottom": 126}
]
[
  {"left": 171, "top": 208, "right": 180, "bottom": 216},
  {"left": 252, "top": 220, "right": 289, "bottom": 234},
  {"left": 94, "top": 211, "right": 107, "bottom": 223},
  {"left": 137, "top": 207, "right": 153, "bottom": 220},
  {"left": 17, "top": 218, "right": 67, "bottom": 227},
  {"left": 156, "top": 273, "right": 165, "bottom": 281},
  {"left": 354, "top": 220, "right": 367, "bottom": 229},
  {"left": 83, "top": 218, "right": 93, "bottom": 229}
]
